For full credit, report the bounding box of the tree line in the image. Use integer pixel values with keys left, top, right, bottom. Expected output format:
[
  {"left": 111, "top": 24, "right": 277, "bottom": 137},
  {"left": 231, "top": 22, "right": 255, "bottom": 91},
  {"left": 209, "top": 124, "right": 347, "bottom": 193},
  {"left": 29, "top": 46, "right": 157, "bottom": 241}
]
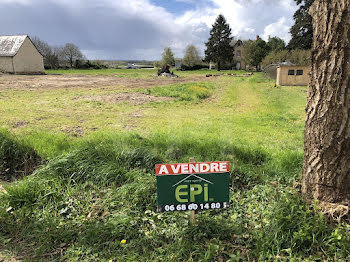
[
  {"left": 158, "top": 0, "right": 313, "bottom": 71},
  {"left": 34, "top": 0, "right": 313, "bottom": 71},
  {"left": 205, "top": 0, "right": 313, "bottom": 71},
  {"left": 155, "top": 45, "right": 205, "bottom": 71},
  {"left": 31, "top": 37, "right": 99, "bottom": 69}
]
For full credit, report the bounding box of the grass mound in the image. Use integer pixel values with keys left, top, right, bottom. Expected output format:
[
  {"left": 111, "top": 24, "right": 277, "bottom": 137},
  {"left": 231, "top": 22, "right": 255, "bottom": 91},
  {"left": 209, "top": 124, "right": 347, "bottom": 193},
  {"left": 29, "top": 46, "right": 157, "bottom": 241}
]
[
  {"left": 0, "top": 131, "right": 349, "bottom": 261},
  {"left": 148, "top": 82, "right": 214, "bottom": 101},
  {"left": 0, "top": 129, "right": 41, "bottom": 181}
]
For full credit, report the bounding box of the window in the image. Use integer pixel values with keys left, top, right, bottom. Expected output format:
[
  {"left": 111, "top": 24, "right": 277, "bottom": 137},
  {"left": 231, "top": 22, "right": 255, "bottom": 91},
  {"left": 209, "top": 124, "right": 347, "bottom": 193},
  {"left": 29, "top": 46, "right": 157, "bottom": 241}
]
[
  {"left": 237, "top": 50, "right": 241, "bottom": 57},
  {"left": 288, "top": 69, "right": 295, "bottom": 75},
  {"left": 296, "top": 70, "right": 304, "bottom": 75}
]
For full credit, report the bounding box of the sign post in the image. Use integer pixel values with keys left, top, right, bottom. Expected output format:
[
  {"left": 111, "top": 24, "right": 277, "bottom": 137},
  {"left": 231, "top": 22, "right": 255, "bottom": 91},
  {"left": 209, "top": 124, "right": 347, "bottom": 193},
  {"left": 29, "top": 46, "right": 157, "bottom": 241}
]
[
  {"left": 189, "top": 157, "right": 196, "bottom": 225},
  {"left": 155, "top": 160, "right": 230, "bottom": 221}
]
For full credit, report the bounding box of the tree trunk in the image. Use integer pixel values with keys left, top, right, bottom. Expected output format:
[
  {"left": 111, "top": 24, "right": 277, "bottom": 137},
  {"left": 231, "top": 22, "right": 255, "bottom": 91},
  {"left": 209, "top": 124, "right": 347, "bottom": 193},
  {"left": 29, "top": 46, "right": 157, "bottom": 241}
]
[
  {"left": 302, "top": 0, "right": 350, "bottom": 203},
  {"left": 217, "top": 61, "right": 221, "bottom": 71}
]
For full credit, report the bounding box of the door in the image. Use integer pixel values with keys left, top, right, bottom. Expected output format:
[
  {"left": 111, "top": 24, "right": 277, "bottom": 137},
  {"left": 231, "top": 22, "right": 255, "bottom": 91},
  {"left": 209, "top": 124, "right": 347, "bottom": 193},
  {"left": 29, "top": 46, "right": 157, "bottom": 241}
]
[{"left": 236, "top": 62, "right": 241, "bottom": 70}]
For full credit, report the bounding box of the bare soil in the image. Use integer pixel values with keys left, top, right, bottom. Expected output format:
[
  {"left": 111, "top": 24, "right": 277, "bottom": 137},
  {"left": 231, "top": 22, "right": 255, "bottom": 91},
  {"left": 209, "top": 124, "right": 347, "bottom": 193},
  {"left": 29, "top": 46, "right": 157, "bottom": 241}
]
[
  {"left": 12, "top": 121, "right": 29, "bottom": 128},
  {"left": 78, "top": 93, "right": 173, "bottom": 105},
  {"left": 61, "top": 126, "right": 85, "bottom": 137},
  {"left": 0, "top": 74, "right": 203, "bottom": 90}
]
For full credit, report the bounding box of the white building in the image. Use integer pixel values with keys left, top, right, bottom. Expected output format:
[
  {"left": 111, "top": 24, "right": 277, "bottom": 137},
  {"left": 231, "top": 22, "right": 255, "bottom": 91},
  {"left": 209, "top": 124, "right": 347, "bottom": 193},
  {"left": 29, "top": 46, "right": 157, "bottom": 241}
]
[{"left": 0, "top": 35, "right": 44, "bottom": 74}]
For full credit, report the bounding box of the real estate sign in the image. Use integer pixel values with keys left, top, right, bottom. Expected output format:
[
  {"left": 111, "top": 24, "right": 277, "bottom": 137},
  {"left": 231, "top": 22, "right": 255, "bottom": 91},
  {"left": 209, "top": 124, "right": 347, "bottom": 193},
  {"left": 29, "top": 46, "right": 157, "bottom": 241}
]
[{"left": 156, "top": 161, "right": 230, "bottom": 212}]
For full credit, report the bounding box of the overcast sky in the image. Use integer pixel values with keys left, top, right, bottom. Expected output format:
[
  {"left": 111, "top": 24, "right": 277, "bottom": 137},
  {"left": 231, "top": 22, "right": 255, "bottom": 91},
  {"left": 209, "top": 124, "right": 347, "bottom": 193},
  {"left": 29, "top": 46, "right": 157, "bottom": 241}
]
[{"left": 0, "top": 0, "right": 298, "bottom": 60}]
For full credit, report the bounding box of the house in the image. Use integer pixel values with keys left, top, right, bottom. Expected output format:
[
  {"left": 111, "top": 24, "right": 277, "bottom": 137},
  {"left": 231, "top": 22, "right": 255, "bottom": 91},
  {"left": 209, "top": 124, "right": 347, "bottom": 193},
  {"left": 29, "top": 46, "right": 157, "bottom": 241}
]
[
  {"left": 276, "top": 65, "right": 311, "bottom": 86},
  {"left": 209, "top": 61, "right": 215, "bottom": 70},
  {"left": 264, "top": 61, "right": 294, "bottom": 79},
  {"left": 233, "top": 40, "right": 245, "bottom": 70},
  {"left": 0, "top": 35, "right": 44, "bottom": 74}
]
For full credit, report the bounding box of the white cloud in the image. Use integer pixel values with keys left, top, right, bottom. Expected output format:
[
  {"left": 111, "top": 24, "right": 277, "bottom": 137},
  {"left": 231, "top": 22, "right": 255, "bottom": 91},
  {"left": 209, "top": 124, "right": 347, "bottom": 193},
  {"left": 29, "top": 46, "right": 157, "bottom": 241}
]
[
  {"left": 174, "top": 0, "right": 297, "bottom": 43},
  {"left": 262, "top": 17, "right": 294, "bottom": 43},
  {"left": 0, "top": 0, "right": 298, "bottom": 59}
]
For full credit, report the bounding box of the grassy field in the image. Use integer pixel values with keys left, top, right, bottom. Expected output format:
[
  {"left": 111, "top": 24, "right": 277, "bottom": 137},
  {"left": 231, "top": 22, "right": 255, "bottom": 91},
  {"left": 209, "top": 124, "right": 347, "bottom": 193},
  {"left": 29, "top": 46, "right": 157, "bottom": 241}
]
[{"left": 0, "top": 69, "right": 349, "bottom": 261}]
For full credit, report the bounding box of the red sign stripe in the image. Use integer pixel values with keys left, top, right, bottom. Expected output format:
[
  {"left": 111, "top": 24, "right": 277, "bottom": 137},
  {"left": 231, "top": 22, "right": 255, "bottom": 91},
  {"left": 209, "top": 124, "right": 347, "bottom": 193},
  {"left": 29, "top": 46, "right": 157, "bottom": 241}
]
[{"left": 155, "top": 161, "right": 229, "bottom": 176}]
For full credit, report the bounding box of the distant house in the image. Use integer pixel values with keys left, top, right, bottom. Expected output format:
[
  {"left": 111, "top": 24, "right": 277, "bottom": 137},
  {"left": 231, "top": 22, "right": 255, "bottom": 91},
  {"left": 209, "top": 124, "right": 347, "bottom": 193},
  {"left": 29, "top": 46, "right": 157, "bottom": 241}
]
[
  {"left": 276, "top": 65, "right": 311, "bottom": 86},
  {"left": 127, "top": 63, "right": 139, "bottom": 69},
  {"left": 209, "top": 61, "right": 215, "bottom": 70},
  {"left": 233, "top": 40, "right": 245, "bottom": 70},
  {"left": 0, "top": 35, "right": 44, "bottom": 74}
]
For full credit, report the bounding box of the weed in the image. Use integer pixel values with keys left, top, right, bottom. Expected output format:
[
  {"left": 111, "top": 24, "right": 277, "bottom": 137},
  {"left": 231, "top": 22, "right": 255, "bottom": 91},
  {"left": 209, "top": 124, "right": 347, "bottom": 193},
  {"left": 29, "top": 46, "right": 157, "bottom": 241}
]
[{"left": 252, "top": 190, "right": 350, "bottom": 260}]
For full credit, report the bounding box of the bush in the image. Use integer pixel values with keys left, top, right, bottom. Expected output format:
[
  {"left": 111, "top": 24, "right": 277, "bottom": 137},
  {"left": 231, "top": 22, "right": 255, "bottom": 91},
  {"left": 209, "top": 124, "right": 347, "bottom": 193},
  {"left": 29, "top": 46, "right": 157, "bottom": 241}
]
[
  {"left": 179, "top": 64, "right": 208, "bottom": 71},
  {"left": 74, "top": 60, "right": 108, "bottom": 70},
  {"left": 262, "top": 49, "right": 311, "bottom": 67}
]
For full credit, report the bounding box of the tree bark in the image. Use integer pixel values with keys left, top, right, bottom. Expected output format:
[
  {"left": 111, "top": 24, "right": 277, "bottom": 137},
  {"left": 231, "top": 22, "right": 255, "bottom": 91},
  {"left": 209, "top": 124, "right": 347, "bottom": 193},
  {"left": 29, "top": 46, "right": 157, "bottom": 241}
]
[{"left": 302, "top": 0, "right": 350, "bottom": 203}]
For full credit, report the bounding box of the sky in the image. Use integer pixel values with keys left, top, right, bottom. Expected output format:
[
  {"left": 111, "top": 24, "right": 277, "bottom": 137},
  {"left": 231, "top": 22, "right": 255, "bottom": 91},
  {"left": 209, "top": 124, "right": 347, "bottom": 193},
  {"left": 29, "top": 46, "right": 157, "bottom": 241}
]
[{"left": 0, "top": 0, "right": 298, "bottom": 60}]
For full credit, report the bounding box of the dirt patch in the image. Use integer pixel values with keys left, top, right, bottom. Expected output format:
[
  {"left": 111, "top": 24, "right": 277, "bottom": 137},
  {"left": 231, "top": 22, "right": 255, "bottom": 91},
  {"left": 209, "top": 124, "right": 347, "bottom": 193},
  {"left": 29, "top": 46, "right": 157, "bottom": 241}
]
[
  {"left": 0, "top": 74, "right": 204, "bottom": 90},
  {"left": 12, "top": 121, "right": 29, "bottom": 128},
  {"left": 78, "top": 93, "right": 173, "bottom": 105},
  {"left": 130, "top": 112, "right": 143, "bottom": 118},
  {"left": 61, "top": 126, "right": 85, "bottom": 136}
]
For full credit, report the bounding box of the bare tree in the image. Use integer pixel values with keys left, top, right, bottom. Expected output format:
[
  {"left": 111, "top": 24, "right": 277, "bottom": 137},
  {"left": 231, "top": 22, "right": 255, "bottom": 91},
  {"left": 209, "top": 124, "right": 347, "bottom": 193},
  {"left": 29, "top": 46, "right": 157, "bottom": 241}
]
[
  {"left": 62, "top": 43, "right": 83, "bottom": 68},
  {"left": 53, "top": 46, "right": 66, "bottom": 67},
  {"left": 302, "top": 0, "right": 350, "bottom": 203},
  {"left": 31, "top": 36, "right": 59, "bottom": 69},
  {"left": 31, "top": 36, "right": 52, "bottom": 57}
]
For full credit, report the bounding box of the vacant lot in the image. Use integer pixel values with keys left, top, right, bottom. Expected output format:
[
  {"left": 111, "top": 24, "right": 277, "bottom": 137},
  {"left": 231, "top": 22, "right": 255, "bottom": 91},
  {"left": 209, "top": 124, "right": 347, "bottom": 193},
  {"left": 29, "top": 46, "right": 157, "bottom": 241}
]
[
  {"left": 0, "top": 69, "right": 349, "bottom": 261},
  {"left": 0, "top": 71, "right": 209, "bottom": 135},
  {"left": 0, "top": 69, "right": 303, "bottom": 149}
]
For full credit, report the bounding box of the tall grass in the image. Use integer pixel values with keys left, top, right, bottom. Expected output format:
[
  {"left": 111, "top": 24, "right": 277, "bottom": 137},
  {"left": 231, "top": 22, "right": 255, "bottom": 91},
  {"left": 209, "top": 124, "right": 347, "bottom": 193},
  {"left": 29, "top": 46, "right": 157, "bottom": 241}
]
[
  {"left": 0, "top": 130, "right": 349, "bottom": 261},
  {"left": 0, "top": 129, "right": 41, "bottom": 181},
  {"left": 146, "top": 82, "right": 215, "bottom": 101}
]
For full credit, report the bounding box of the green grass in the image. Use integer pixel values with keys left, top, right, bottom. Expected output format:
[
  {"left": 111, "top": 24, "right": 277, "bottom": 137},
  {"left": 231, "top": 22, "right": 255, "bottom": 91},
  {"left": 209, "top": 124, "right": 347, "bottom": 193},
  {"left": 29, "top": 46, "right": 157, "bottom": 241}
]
[
  {"left": 142, "top": 82, "right": 215, "bottom": 101},
  {"left": 46, "top": 68, "right": 157, "bottom": 78},
  {"left": 0, "top": 70, "right": 349, "bottom": 261}
]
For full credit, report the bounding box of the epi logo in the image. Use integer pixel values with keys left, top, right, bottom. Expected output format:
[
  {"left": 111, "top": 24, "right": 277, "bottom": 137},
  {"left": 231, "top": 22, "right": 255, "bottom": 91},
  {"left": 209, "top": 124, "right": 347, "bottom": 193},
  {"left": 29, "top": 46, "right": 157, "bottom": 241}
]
[{"left": 175, "top": 184, "right": 209, "bottom": 203}]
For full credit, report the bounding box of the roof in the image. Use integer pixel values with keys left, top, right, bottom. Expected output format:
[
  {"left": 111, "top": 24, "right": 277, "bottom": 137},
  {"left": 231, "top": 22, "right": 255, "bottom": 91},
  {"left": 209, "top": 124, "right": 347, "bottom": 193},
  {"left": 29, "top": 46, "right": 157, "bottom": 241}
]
[
  {"left": 0, "top": 35, "right": 27, "bottom": 57},
  {"left": 232, "top": 39, "right": 245, "bottom": 48}
]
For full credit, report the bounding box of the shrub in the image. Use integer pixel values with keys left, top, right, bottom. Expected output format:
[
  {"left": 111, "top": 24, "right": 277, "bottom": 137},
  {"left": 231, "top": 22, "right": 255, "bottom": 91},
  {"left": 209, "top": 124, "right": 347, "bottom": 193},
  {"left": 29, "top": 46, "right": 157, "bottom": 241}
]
[
  {"left": 262, "top": 49, "right": 311, "bottom": 67},
  {"left": 179, "top": 64, "right": 208, "bottom": 71}
]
